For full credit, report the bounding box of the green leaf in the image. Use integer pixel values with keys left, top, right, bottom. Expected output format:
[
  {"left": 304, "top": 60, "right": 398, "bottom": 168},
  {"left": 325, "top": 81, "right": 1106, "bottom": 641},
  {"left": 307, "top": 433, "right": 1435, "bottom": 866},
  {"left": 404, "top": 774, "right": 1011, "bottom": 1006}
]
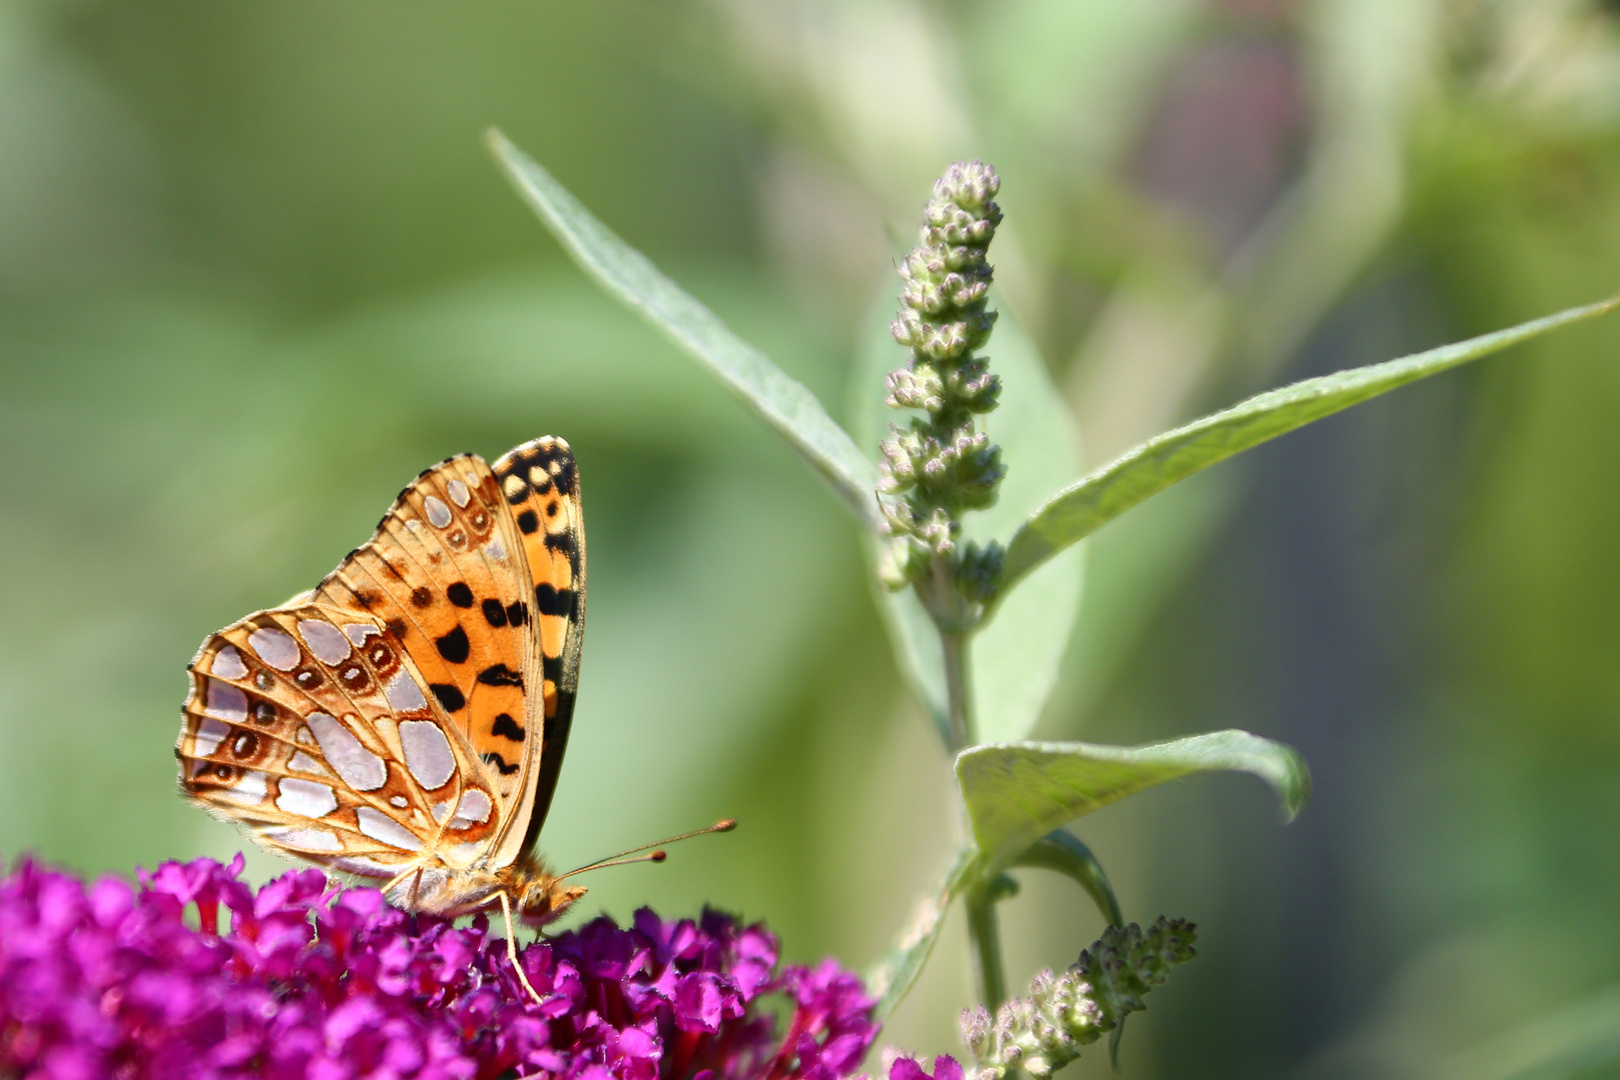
[
  {"left": 486, "top": 129, "right": 880, "bottom": 527},
  {"left": 850, "top": 288, "right": 1084, "bottom": 744},
  {"left": 865, "top": 846, "right": 980, "bottom": 1022},
  {"left": 999, "top": 295, "right": 1620, "bottom": 594},
  {"left": 957, "top": 731, "right": 1310, "bottom": 874},
  {"left": 1009, "top": 829, "right": 1124, "bottom": 929}
]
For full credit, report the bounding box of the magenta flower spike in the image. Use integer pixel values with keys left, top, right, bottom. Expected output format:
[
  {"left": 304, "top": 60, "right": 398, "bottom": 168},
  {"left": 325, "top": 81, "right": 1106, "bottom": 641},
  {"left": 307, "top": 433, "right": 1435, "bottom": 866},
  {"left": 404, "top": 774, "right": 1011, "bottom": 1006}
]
[{"left": 0, "top": 856, "right": 876, "bottom": 1080}]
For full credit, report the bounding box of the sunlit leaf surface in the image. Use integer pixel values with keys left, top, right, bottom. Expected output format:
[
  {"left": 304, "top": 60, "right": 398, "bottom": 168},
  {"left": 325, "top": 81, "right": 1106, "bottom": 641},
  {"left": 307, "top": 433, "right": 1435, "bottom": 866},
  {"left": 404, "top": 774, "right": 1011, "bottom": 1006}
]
[
  {"left": 1000, "top": 296, "right": 1620, "bottom": 592},
  {"left": 958, "top": 731, "right": 1309, "bottom": 874}
]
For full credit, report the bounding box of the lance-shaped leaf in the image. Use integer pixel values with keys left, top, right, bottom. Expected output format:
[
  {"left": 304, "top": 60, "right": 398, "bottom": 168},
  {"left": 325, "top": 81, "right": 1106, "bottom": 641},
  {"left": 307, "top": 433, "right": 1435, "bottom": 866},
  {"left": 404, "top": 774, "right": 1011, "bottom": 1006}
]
[
  {"left": 958, "top": 731, "right": 1310, "bottom": 875},
  {"left": 865, "top": 846, "right": 979, "bottom": 1022},
  {"left": 998, "top": 296, "right": 1620, "bottom": 594},
  {"left": 487, "top": 129, "right": 880, "bottom": 526}
]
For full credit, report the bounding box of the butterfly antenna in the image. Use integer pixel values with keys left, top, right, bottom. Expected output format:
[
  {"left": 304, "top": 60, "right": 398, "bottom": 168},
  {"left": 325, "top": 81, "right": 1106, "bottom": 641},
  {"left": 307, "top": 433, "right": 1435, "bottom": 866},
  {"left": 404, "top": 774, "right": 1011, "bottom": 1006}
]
[{"left": 558, "top": 819, "right": 737, "bottom": 881}]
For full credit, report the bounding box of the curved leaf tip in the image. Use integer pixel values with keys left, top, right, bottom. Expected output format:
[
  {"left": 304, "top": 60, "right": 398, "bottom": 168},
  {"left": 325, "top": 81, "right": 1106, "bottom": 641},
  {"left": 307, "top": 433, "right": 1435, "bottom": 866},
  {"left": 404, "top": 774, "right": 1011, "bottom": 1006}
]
[{"left": 957, "top": 730, "right": 1311, "bottom": 874}]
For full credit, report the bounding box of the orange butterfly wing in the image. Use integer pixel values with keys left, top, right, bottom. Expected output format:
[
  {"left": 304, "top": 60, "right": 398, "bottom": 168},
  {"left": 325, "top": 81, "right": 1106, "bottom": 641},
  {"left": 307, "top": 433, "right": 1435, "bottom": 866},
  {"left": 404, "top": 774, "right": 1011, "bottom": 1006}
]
[
  {"left": 177, "top": 604, "right": 498, "bottom": 880},
  {"left": 177, "top": 437, "right": 586, "bottom": 887},
  {"left": 488, "top": 438, "right": 585, "bottom": 862}
]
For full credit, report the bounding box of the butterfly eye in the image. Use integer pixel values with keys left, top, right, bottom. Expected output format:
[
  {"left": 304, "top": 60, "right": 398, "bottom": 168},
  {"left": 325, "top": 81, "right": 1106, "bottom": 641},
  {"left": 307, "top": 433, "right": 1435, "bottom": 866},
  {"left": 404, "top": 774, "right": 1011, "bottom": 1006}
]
[
  {"left": 212, "top": 763, "right": 235, "bottom": 780},
  {"left": 230, "top": 731, "right": 260, "bottom": 760},
  {"left": 293, "top": 667, "right": 323, "bottom": 690},
  {"left": 446, "top": 529, "right": 467, "bottom": 548},
  {"left": 254, "top": 671, "right": 274, "bottom": 691},
  {"left": 251, "top": 700, "right": 278, "bottom": 726},
  {"left": 367, "top": 643, "right": 396, "bottom": 672}
]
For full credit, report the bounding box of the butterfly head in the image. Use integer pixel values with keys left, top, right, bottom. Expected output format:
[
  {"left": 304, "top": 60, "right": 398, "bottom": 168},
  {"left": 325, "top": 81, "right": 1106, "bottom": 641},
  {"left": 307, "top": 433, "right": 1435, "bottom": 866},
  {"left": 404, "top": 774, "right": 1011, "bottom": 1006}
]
[
  {"left": 514, "top": 819, "right": 737, "bottom": 927},
  {"left": 516, "top": 876, "right": 589, "bottom": 928}
]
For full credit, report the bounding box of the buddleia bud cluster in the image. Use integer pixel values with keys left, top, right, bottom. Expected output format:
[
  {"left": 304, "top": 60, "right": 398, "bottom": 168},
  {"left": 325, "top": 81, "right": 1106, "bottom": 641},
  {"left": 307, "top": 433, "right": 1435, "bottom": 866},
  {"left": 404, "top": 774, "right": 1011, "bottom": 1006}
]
[
  {"left": 958, "top": 918, "right": 1197, "bottom": 1080},
  {"left": 878, "top": 161, "right": 1007, "bottom": 604}
]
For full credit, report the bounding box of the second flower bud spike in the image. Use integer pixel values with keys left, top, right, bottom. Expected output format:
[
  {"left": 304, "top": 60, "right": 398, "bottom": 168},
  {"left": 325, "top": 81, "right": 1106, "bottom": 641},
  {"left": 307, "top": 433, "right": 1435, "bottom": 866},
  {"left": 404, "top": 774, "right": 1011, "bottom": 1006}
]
[{"left": 958, "top": 918, "right": 1197, "bottom": 1079}]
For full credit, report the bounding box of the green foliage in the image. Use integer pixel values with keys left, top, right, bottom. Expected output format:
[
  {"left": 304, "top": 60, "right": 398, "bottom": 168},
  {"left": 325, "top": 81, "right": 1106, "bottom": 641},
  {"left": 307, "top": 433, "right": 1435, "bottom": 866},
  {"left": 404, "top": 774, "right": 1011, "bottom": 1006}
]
[
  {"left": 957, "top": 732, "right": 1309, "bottom": 876},
  {"left": 1008, "top": 830, "right": 1124, "bottom": 931},
  {"left": 997, "top": 294, "right": 1620, "bottom": 597},
  {"left": 492, "top": 137, "right": 1620, "bottom": 1043},
  {"left": 486, "top": 130, "right": 880, "bottom": 527}
]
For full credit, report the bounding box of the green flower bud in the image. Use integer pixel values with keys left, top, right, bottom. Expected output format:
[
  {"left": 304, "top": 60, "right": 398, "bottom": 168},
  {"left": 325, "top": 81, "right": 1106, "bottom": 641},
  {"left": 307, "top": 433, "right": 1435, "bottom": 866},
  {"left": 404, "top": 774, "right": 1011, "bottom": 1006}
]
[
  {"left": 960, "top": 918, "right": 1197, "bottom": 1079},
  {"left": 876, "top": 160, "right": 1008, "bottom": 612}
]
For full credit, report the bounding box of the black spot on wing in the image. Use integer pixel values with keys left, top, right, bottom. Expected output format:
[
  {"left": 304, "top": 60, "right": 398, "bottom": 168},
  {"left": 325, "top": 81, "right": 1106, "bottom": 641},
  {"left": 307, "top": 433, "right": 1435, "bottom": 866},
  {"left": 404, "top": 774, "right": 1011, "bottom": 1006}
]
[
  {"left": 491, "top": 713, "right": 525, "bottom": 741},
  {"left": 477, "top": 664, "right": 523, "bottom": 688},
  {"left": 430, "top": 684, "right": 466, "bottom": 712},
  {"left": 542, "top": 653, "right": 563, "bottom": 685},
  {"left": 410, "top": 587, "right": 432, "bottom": 608},
  {"left": 544, "top": 532, "right": 574, "bottom": 556},
  {"left": 506, "top": 601, "right": 527, "bottom": 626},
  {"left": 435, "top": 626, "right": 470, "bottom": 663},
  {"left": 517, "top": 509, "right": 539, "bottom": 534},
  {"left": 534, "top": 584, "right": 575, "bottom": 617},
  {"left": 481, "top": 599, "right": 508, "bottom": 628},
  {"left": 446, "top": 582, "right": 474, "bottom": 608},
  {"left": 481, "top": 752, "right": 520, "bottom": 776}
]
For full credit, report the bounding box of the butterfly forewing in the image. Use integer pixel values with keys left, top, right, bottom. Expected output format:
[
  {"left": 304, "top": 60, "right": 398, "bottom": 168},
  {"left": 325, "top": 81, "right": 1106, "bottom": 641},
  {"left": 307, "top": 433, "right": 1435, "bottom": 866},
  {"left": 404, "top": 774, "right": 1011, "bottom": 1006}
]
[
  {"left": 311, "top": 454, "right": 538, "bottom": 819},
  {"left": 178, "top": 605, "right": 498, "bottom": 878}
]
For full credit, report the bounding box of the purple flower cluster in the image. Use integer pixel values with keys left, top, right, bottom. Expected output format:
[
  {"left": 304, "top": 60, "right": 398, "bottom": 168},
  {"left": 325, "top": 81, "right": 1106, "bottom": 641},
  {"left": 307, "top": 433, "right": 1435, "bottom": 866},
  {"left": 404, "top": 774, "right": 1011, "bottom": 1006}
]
[{"left": 0, "top": 855, "right": 876, "bottom": 1080}]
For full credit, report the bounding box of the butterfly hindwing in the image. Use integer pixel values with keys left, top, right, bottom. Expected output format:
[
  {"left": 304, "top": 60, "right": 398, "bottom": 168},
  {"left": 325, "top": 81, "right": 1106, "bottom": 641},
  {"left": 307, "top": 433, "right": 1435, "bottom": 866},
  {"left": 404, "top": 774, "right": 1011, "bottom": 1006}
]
[
  {"left": 490, "top": 437, "right": 585, "bottom": 861},
  {"left": 178, "top": 605, "right": 499, "bottom": 878}
]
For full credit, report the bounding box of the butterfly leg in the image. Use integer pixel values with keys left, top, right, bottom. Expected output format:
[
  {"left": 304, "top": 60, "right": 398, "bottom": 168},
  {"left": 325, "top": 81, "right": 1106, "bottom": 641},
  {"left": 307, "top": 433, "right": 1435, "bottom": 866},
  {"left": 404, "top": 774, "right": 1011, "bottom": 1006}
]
[
  {"left": 379, "top": 863, "right": 422, "bottom": 902},
  {"left": 497, "top": 889, "right": 546, "bottom": 1007}
]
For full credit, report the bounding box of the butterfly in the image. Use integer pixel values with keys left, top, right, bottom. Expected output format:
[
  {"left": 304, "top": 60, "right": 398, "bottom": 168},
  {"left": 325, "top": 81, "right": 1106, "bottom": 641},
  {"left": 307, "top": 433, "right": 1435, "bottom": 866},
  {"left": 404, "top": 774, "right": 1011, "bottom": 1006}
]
[{"left": 175, "top": 436, "right": 730, "bottom": 1003}]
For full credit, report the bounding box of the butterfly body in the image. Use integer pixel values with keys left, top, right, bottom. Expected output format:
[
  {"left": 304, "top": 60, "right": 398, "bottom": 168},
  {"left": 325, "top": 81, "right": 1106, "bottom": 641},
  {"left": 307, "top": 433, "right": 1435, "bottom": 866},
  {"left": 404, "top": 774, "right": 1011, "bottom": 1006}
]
[
  {"left": 403, "top": 853, "right": 587, "bottom": 927},
  {"left": 176, "top": 437, "right": 588, "bottom": 938}
]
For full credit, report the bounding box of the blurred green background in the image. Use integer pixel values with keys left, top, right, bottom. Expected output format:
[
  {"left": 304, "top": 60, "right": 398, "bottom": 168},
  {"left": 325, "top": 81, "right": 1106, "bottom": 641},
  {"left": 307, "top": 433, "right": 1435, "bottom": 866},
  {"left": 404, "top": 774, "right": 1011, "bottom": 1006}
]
[{"left": 6, "top": 0, "right": 1620, "bottom": 1076}]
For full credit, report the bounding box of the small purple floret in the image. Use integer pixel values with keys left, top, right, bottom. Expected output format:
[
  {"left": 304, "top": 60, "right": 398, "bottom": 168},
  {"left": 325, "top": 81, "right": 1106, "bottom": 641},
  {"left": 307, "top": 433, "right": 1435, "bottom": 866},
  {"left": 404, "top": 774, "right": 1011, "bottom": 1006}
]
[
  {"left": 0, "top": 856, "right": 876, "bottom": 1080},
  {"left": 887, "top": 1055, "right": 964, "bottom": 1080}
]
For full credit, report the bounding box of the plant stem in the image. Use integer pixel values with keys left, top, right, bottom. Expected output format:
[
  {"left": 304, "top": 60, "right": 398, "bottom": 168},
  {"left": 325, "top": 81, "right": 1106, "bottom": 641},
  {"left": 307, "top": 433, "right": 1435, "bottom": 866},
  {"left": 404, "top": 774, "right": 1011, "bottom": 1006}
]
[
  {"left": 940, "top": 625, "right": 973, "bottom": 754},
  {"left": 965, "top": 883, "right": 1008, "bottom": 1013},
  {"left": 933, "top": 589, "right": 1010, "bottom": 1019}
]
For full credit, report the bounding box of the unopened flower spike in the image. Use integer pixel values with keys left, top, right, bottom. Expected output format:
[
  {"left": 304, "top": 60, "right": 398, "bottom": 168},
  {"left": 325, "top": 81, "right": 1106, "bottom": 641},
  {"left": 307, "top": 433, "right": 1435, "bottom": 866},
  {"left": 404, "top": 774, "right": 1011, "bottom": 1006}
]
[
  {"left": 958, "top": 917, "right": 1197, "bottom": 1080},
  {"left": 878, "top": 161, "right": 1007, "bottom": 617}
]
